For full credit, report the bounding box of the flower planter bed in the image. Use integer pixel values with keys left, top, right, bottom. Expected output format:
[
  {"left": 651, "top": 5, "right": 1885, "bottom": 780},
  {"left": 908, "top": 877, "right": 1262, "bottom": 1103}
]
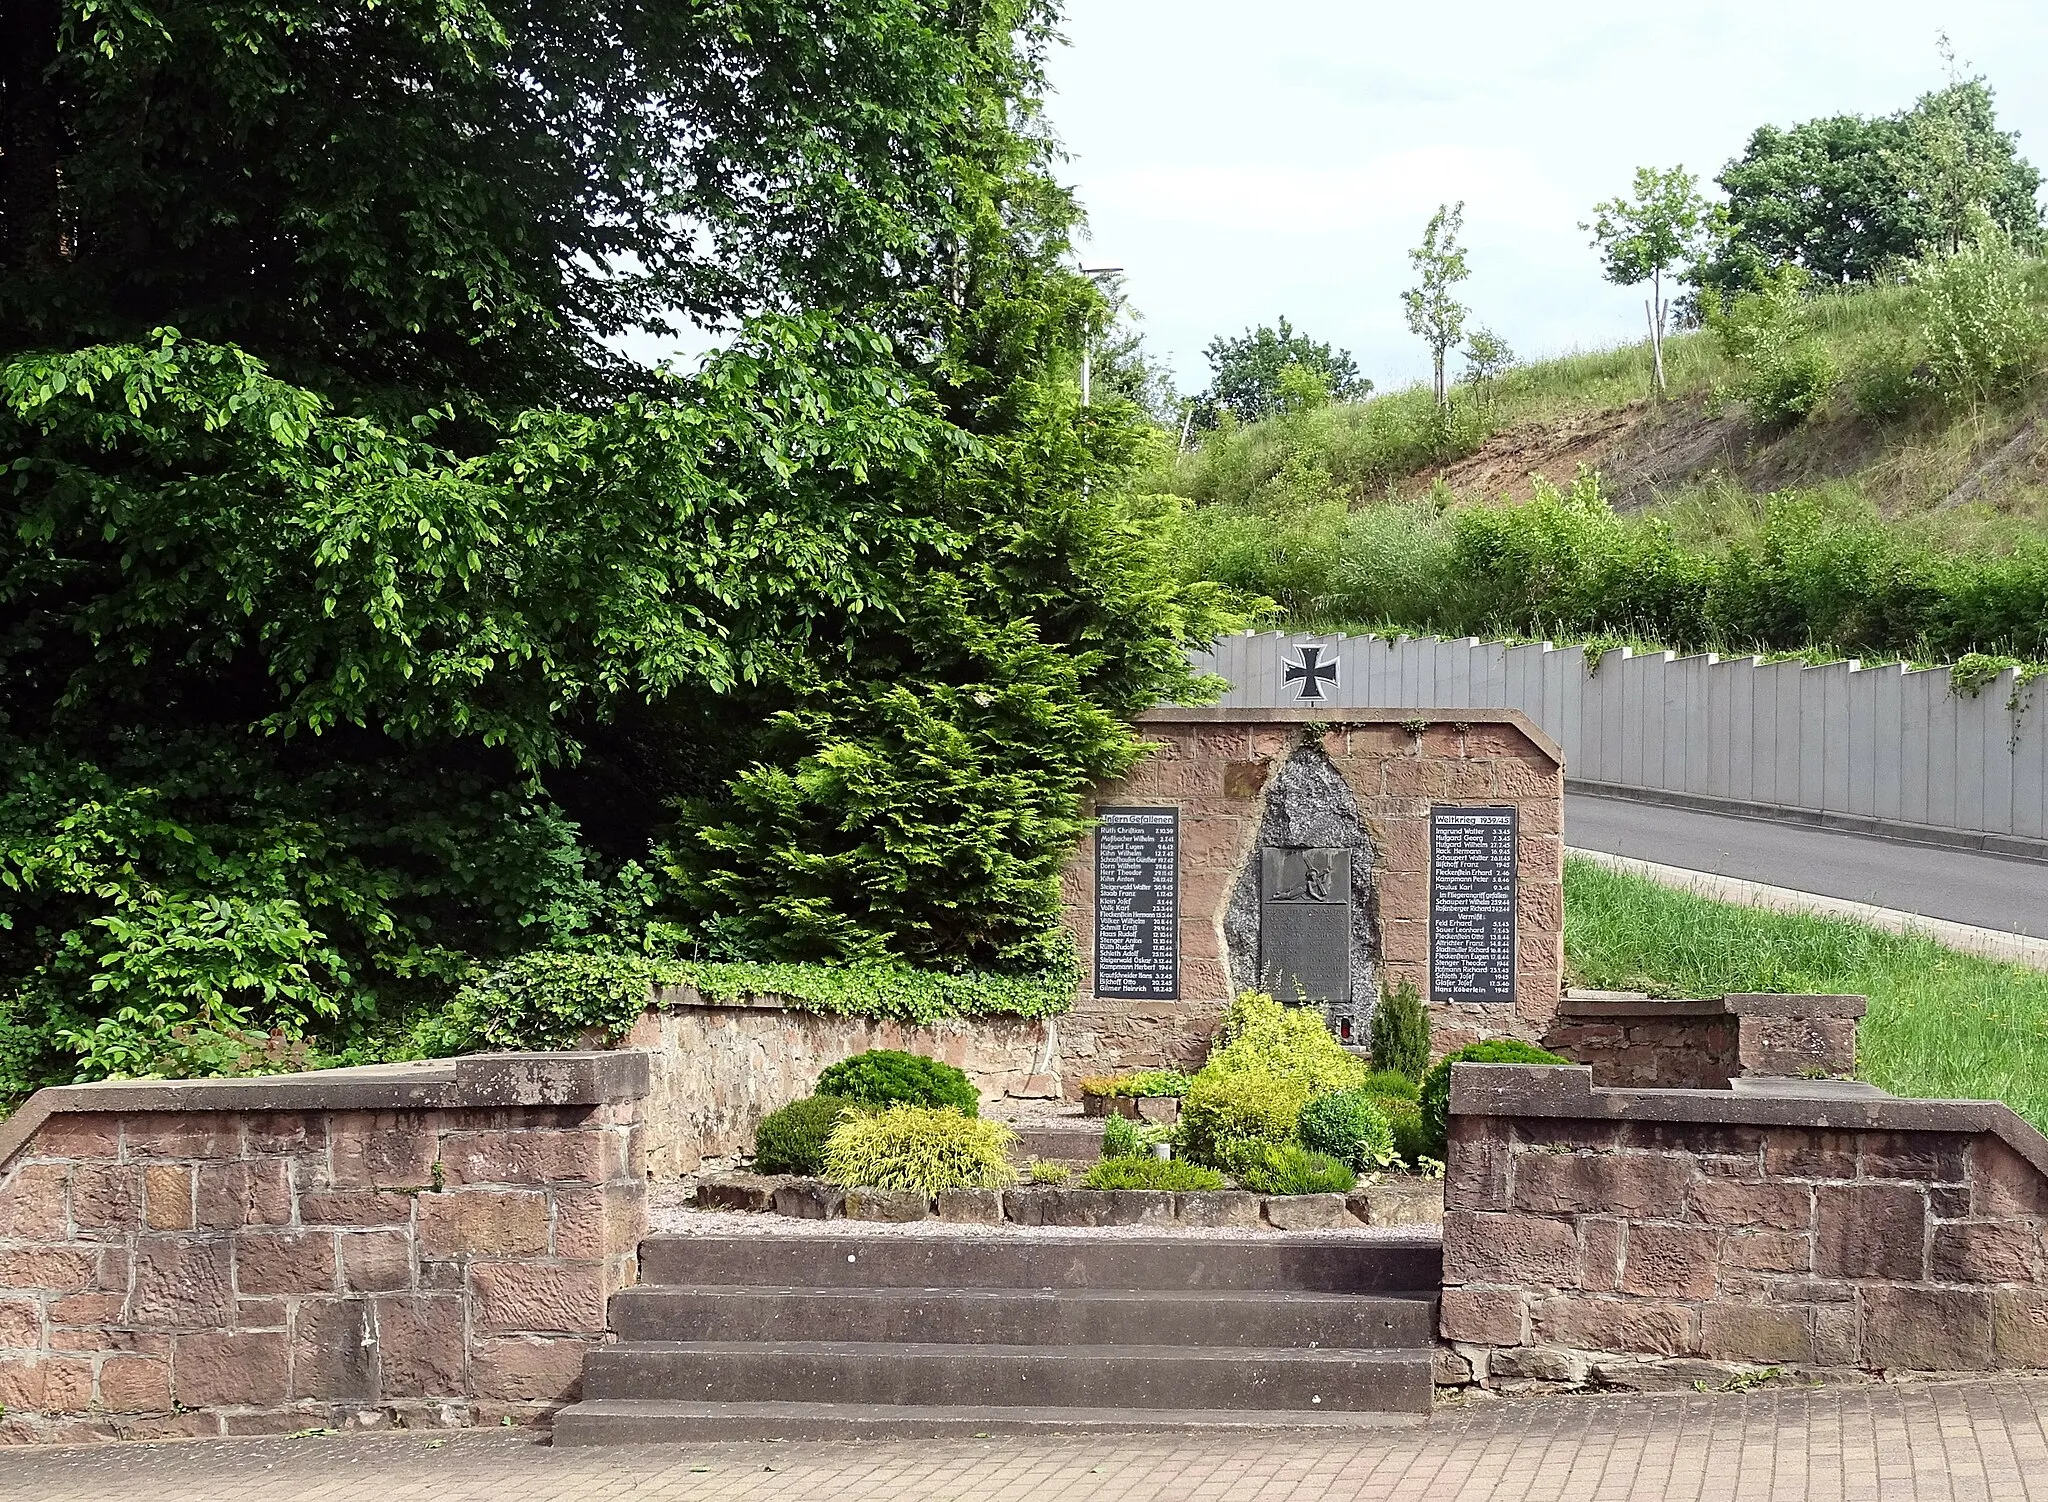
[{"left": 690, "top": 1173, "right": 1442, "bottom": 1230}]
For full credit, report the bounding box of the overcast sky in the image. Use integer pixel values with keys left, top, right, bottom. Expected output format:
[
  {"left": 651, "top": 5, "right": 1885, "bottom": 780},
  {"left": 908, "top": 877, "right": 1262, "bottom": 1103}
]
[{"left": 1044, "top": 1, "right": 2048, "bottom": 396}]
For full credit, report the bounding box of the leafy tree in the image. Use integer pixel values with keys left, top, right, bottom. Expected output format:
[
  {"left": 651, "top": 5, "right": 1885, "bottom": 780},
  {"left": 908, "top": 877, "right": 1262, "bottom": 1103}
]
[
  {"left": 1460, "top": 328, "right": 1515, "bottom": 404},
  {"left": 0, "top": 1, "right": 1236, "bottom": 1090},
  {"left": 1714, "top": 79, "right": 2042, "bottom": 290},
  {"left": 1402, "top": 203, "right": 1470, "bottom": 409},
  {"left": 1912, "top": 213, "right": 2044, "bottom": 409},
  {"left": 1198, "top": 319, "right": 1369, "bottom": 425},
  {"left": 1584, "top": 167, "right": 1712, "bottom": 396}
]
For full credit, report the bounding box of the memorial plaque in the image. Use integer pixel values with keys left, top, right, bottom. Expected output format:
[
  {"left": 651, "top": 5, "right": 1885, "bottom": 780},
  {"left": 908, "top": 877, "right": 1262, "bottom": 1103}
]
[
  {"left": 1259, "top": 847, "right": 1352, "bottom": 1006},
  {"left": 1093, "top": 807, "right": 1179, "bottom": 1000},
  {"left": 1429, "top": 805, "right": 1518, "bottom": 1003}
]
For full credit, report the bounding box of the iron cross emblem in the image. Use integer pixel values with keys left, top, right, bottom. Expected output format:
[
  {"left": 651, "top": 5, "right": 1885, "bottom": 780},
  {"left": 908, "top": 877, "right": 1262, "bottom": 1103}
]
[{"left": 1284, "top": 643, "right": 1338, "bottom": 701}]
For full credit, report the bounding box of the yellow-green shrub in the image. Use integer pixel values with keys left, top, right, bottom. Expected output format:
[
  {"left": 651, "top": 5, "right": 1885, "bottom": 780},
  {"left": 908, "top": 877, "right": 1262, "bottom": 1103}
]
[
  {"left": 1180, "top": 1066, "right": 1311, "bottom": 1167},
  {"left": 822, "top": 1105, "right": 1017, "bottom": 1194},
  {"left": 1204, "top": 991, "right": 1369, "bottom": 1095}
]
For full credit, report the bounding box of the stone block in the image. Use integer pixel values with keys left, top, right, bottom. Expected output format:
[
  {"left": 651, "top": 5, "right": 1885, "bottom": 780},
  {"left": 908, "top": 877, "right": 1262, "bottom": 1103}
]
[
  {"left": 1619, "top": 1121, "right": 1765, "bottom": 1160},
  {"left": 1699, "top": 1304, "right": 1813, "bottom": 1364},
  {"left": 36, "top": 1115, "right": 122, "bottom": 1160},
  {"left": 44, "top": 1358, "right": 95, "bottom": 1412},
  {"left": 1512, "top": 1152, "right": 1693, "bottom": 1217},
  {"left": 1764, "top": 1130, "right": 1858, "bottom": 1181},
  {"left": 553, "top": 1183, "right": 647, "bottom": 1258},
  {"left": 1969, "top": 1139, "right": 2048, "bottom": 1219},
  {"left": 469, "top": 1335, "right": 591, "bottom": 1403},
  {"left": 373, "top": 1294, "right": 466, "bottom": 1398},
  {"left": 1444, "top": 1210, "right": 1580, "bottom": 1287},
  {"left": 1859, "top": 1132, "right": 1968, "bottom": 1183},
  {"left": 1688, "top": 1179, "right": 1813, "bottom": 1231},
  {"left": 935, "top": 1189, "right": 1003, "bottom": 1225},
  {"left": 0, "top": 1245, "right": 96, "bottom": 1295},
  {"left": 1991, "top": 1288, "right": 2048, "bottom": 1366},
  {"left": 1739, "top": 1017, "right": 1857, "bottom": 1079},
  {"left": 1815, "top": 1184, "right": 1926, "bottom": 1280},
  {"left": 0, "top": 1299, "right": 39, "bottom": 1348},
  {"left": 1445, "top": 1117, "right": 1511, "bottom": 1212},
  {"left": 172, "top": 1331, "right": 289, "bottom": 1408},
  {"left": 339, "top": 1231, "right": 414, "bottom": 1294},
  {"left": 1172, "top": 1191, "right": 1262, "bottom": 1228},
  {"left": 236, "top": 1231, "right": 339, "bottom": 1296},
  {"left": 243, "top": 1113, "right": 327, "bottom": 1156},
  {"left": 0, "top": 1162, "right": 69, "bottom": 1239},
  {"left": 1578, "top": 1217, "right": 1622, "bottom": 1293},
  {"left": 69, "top": 1164, "right": 141, "bottom": 1232},
  {"left": 470, "top": 1261, "right": 607, "bottom": 1334},
  {"left": 1812, "top": 1303, "right": 1859, "bottom": 1365},
  {"left": 771, "top": 1181, "right": 846, "bottom": 1220},
  {"left": 290, "top": 1297, "right": 377, "bottom": 1401},
  {"left": 1347, "top": 1181, "right": 1444, "bottom": 1227},
  {"left": 121, "top": 1115, "right": 238, "bottom": 1161},
  {"left": 417, "top": 1190, "right": 550, "bottom": 1257},
  {"left": 843, "top": 1189, "right": 931, "bottom": 1223},
  {"left": 692, "top": 1175, "right": 778, "bottom": 1213},
  {"left": 437, "top": 1129, "right": 609, "bottom": 1188},
  {"left": 1720, "top": 1232, "right": 1812, "bottom": 1273},
  {"left": 1439, "top": 1286, "right": 1526, "bottom": 1344},
  {"left": 195, "top": 1160, "right": 293, "bottom": 1230},
  {"left": 1621, "top": 1223, "right": 1719, "bottom": 1299},
  {"left": 96, "top": 1355, "right": 173, "bottom": 1414},
  {"left": 1860, "top": 1285, "right": 1994, "bottom": 1370},
  {"left": 1532, "top": 1295, "right": 1696, "bottom": 1356},
  {"left": 1433, "top": 1347, "right": 1475, "bottom": 1386},
  {"left": 327, "top": 1113, "right": 440, "bottom": 1190},
  {"left": 141, "top": 1165, "right": 194, "bottom": 1231},
  {"left": 1930, "top": 1222, "right": 2037, "bottom": 1284},
  {"left": 1487, "top": 1344, "right": 1588, "bottom": 1383},
  {"left": 299, "top": 1189, "right": 417, "bottom": 1226},
  {"left": 129, "top": 1238, "right": 232, "bottom": 1327},
  {"left": 1263, "top": 1194, "right": 1352, "bottom": 1231}
]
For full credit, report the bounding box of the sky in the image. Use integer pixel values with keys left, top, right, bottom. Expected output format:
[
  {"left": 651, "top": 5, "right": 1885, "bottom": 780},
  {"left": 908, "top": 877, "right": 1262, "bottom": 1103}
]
[{"left": 1043, "top": 0, "right": 2048, "bottom": 396}]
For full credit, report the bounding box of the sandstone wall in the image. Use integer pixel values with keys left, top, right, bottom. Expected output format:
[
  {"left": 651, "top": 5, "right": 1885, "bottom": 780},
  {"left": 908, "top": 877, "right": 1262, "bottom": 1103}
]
[
  {"left": 1061, "top": 707, "right": 1566, "bottom": 1073},
  {"left": 626, "top": 992, "right": 1055, "bottom": 1178},
  {"left": 0, "top": 1053, "right": 647, "bottom": 1442},
  {"left": 1440, "top": 1064, "right": 2048, "bottom": 1386},
  {"left": 1541, "top": 993, "right": 1864, "bottom": 1091}
]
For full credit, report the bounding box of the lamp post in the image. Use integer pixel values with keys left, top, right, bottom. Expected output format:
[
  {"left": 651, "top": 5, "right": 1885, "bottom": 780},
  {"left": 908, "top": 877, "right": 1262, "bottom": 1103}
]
[{"left": 1078, "top": 264, "right": 1122, "bottom": 407}]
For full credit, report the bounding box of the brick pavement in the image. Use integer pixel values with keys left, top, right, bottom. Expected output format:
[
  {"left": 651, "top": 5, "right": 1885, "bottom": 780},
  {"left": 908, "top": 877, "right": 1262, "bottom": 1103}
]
[{"left": 2, "top": 1379, "right": 2046, "bottom": 1502}]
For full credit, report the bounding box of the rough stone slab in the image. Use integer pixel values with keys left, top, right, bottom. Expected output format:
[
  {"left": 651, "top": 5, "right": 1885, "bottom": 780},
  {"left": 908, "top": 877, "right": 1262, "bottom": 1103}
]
[
  {"left": 772, "top": 1181, "right": 846, "bottom": 1220},
  {"left": 935, "top": 1190, "right": 1003, "bottom": 1225},
  {"left": 1350, "top": 1182, "right": 1445, "bottom": 1227},
  {"left": 843, "top": 1189, "right": 932, "bottom": 1223},
  {"left": 1173, "top": 1191, "right": 1263, "bottom": 1228},
  {"left": 694, "top": 1176, "right": 779, "bottom": 1213},
  {"left": 1262, "top": 1194, "right": 1352, "bottom": 1231}
]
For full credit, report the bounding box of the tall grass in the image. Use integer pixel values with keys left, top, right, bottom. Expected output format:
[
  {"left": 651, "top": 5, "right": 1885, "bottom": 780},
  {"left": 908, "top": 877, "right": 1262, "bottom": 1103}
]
[{"left": 1564, "top": 857, "right": 2048, "bottom": 1131}]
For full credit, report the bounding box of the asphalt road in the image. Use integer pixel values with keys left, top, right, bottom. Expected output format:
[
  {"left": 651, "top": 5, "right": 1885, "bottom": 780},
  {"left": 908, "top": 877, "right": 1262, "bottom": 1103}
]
[{"left": 1565, "top": 792, "right": 2048, "bottom": 939}]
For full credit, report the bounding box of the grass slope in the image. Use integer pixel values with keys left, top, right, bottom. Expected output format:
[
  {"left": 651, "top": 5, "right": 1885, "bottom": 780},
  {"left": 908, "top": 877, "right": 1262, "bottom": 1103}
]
[{"left": 1565, "top": 856, "right": 2048, "bottom": 1132}]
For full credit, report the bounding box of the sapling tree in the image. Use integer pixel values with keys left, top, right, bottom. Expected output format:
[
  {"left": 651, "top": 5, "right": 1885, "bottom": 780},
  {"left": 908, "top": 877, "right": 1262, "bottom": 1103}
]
[
  {"left": 1461, "top": 328, "right": 1515, "bottom": 404},
  {"left": 1402, "top": 202, "right": 1471, "bottom": 408},
  {"left": 1585, "top": 166, "right": 1713, "bottom": 396}
]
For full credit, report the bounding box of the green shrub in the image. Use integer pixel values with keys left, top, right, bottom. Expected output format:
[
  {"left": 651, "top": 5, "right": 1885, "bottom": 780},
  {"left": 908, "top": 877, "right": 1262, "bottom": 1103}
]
[
  {"left": 1081, "top": 1157, "right": 1226, "bottom": 1191},
  {"left": 1204, "top": 991, "right": 1369, "bottom": 1095},
  {"left": 1025, "top": 1159, "right": 1072, "bottom": 1185},
  {"left": 752, "top": 1094, "right": 860, "bottom": 1176},
  {"left": 1418, "top": 1040, "right": 1573, "bottom": 1160},
  {"left": 1381, "top": 1098, "right": 1431, "bottom": 1167},
  {"left": 1179, "top": 1067, "right": 1312, "bottom": 1168},
  {"left": 1360, "top": 1069, "right": 1420, "bottom": 1102},
  {"left": 1369, "top": 978, "right": 1431, "bottom": 1082},
  {"left": 1713, "top": 269, "right": 1837, "bottom": 425},
  {"left": 816, "top": 1050, "right": 979, "bottom": 1116},
  {"left": 1914, "top": 218, "right": 2044, "bottom": 408},
  {"left": 1127, "top": 1069, "right": 1193, "bottom": 1098},
  {"left": 1228, "top": 1142, "right": 1357, "bottom": 1195},
  {"left": 1100, "top": 1112, "right": 1142, "bottom": 1161},
  {"left": 1296, "top": 1088, "right": 1396, "bottom": 1172},
  {"left": 822, "top": 1105, "right": 1016, "bottom": 1194},
  {"left": 1851, "top": 344, "right": 1923, "bottom": 420}
]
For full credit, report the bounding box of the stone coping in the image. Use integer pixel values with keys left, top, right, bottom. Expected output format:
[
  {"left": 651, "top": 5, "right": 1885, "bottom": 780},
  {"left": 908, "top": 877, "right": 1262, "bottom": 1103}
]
[
  {"left": 1447, "top": 1062, "right": 2048, "bottom": 1180},
  {"left": 1555, "top": 991, "right": 1867, "bottom": 1021},
  {"left": 0, "top": 1049, "right": 650, "bottom": 1173},
  {"left": 1135, "top": 705, "right": 1564, "bottom": 766}
]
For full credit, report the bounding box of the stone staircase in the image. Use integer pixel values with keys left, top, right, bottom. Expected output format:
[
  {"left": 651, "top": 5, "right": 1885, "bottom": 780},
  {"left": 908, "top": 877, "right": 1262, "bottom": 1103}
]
[{"left": 553, "top": 1230, "right": 1441, "bottom": 1442}]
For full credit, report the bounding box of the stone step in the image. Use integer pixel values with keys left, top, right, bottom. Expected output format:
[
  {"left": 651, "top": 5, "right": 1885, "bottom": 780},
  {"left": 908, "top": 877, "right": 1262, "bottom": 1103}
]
[
  {"left": 552, "top": 1397, "right": 1426, "bottom": 1444},
  {"left": 579, "top": 1339, "right": 1435, "bottom": 1413},
  {"left": 609, "top": 1284, "right": 1437, "bottom": 1349},
  {"left": 637, "top": 1232, "right": 1441, "bottom": 1293}
]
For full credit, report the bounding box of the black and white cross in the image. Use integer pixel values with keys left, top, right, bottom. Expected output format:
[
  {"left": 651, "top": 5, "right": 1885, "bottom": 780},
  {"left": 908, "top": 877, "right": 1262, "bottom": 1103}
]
[{"left": 1283, "top": 642, "right": 1338, "bottom": 702}]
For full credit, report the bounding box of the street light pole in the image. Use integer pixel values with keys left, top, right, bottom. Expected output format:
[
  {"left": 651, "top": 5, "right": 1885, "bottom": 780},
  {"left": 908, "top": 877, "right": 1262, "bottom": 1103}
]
[{"left": 1078, "top": 265, "right": 1122, "bottom": 408}]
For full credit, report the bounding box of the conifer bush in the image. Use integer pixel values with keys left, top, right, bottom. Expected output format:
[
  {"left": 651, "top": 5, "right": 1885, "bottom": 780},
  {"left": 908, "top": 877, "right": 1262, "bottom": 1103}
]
[
  {"left": 1226, "top": 1142, "right": 1357, "bottom": 1195},
  {"left": 1418, "top": 1040, "right": 1572, "bottom": 1160},
  {"left": 752, "top": 1094, "right": 861, "bottom": 1177},
  {"left": 821, "top": 1105, "right": 1016, "bottom": 1194},
  {"left": 1081, "top": 1157, "right": 1225, "bottom": 1192},
  {"left": 1296, "top": 1088, "right": 1397, "bottom": 1172},
  {"left": 1369, "top": 979, "right": 1432, "bottom": 1083},
  {"left": 816, "top": 1050, "right": 980, "bottom": 1115}
]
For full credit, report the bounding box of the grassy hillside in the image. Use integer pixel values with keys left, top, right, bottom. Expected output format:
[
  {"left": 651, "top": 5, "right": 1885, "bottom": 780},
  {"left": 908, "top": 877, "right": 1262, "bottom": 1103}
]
[{"left": 1139, "top": 270, "right": 2048, "bottom": 661}]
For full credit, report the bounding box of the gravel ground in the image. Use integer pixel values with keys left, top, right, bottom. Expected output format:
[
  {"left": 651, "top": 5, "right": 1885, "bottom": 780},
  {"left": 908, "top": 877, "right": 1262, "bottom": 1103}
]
[{"left": 647, "top": 1198, "right": 1440, "bottom": 1242}]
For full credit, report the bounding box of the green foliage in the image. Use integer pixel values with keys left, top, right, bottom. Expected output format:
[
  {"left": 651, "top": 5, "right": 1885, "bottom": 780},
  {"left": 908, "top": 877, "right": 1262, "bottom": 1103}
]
[
  {"left": 821, "top": 1104, "right": 1016, "bottom": 1194},
  {"left": 1913, "top": 217, "right": 2045, "bottom": 409},
  {"left": 1565, "top": 855, "right": 2048, "bottom": 1134},
  {"left": 816, "top": 1050, "right": 980, "bottom": 1116},
  {"left": 1714, "top": 80, "right": 2043, "bottom": 290},
  {"left": 1100, "top": 1112, "right": 1142, "bottom": 1161},
  {"left": 1711, "top": 268, "right": 1839, "bottom": 425},
  {"left": 1404, "top": 203, "right": 1472, "bottom": 407},
  {"left": 1025, "top": 1159, "right": 1072, "bottom": 1185},
  {"left": 1369, "top": 979, "right": 1432, "bottom": 1082},
  {"left": 1587, "top": 167, "right": 1715, "bottom": 291},
  {"left": 1380, "top": 1098, "right": 1431, "bottom": 1168},
  {"left": 1199, "top": 319, "right": 1370, "bottom": 426},
  {"left": 753, "top": 1095, "right": 860, "bottom": 1177},
  {"left": 1080, "top": 1069, "right": 1192, "bottom": 1099},
  {"left": 1226, "top": 1142, "right": 1357, "bottom": 1196},
  {"left": 1081, "top": 1156, "right": 1225, "bottom": 1192},
  {"left": 1418, "top": 1041, "right": 1572, "bottom": 1162},
  {"left": 1179, "top": 1068, "right": 1311, "bottom": 1168},
  {"left": 1360, "top": 1070, "right": 1421, "bottom": 1102},
  {"left": 1203, "top": 992, "right": 1371, "bottom": 1095},
  {"left": 1461, "top": 330, "right": 1516, "bottom": 402},
  {"left": 1296, "top": 1088, "right": 1397, "bottom": 1172},
  {"left": 1851, "top": 343, "right": 1925, "bottom": 420}
]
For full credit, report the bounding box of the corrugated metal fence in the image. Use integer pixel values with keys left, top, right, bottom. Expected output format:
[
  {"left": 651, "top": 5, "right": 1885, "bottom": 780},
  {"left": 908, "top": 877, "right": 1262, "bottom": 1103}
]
[{"left": 1189, "top": 633, "right": 2048, "bottom": 853}]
